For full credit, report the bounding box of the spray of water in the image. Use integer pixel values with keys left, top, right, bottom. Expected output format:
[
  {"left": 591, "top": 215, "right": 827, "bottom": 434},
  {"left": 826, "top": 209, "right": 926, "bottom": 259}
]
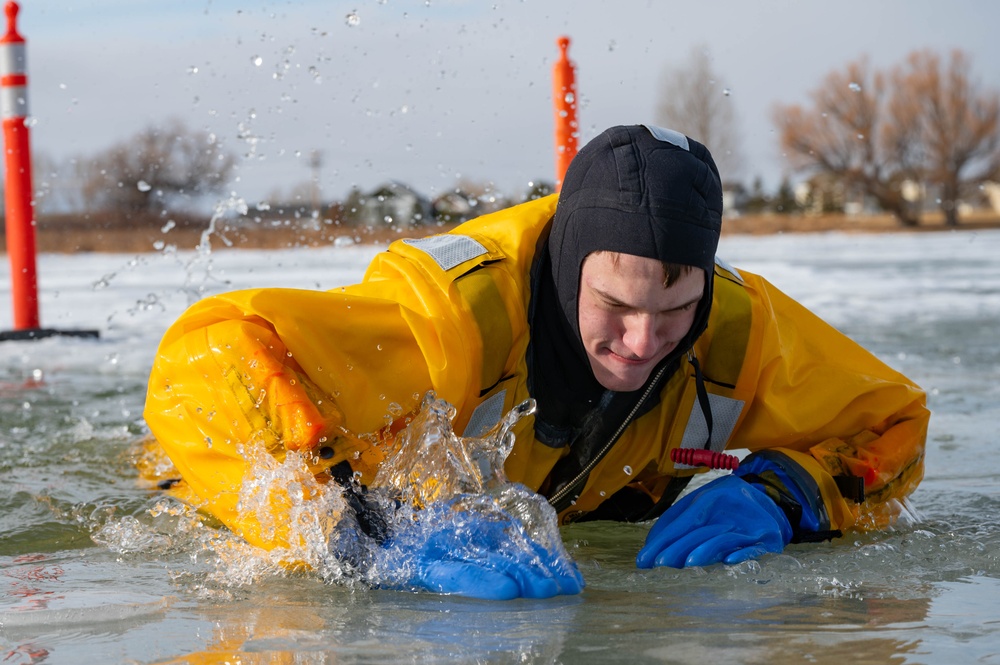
[{"left": 105, "top": 392, "right": 574, "bottom": 595}]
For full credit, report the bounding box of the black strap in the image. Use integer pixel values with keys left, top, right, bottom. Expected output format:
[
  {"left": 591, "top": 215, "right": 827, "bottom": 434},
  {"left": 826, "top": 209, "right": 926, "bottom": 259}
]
[
  {"left": 834, "top": 475, "right": 866, "bottom": 503},
  {"left": 330, "top": 461, "right": 389, "bottom": 544},
  {"left": 689, "top": 353, "right": 714, "bottom": 449}
]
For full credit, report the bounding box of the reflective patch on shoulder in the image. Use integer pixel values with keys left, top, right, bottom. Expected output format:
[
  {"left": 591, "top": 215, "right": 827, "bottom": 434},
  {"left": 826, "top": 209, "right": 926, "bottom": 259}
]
[
  {"left": 714, "top": 255, "right": 743, "bottom": 282},
  {"left": 402, "top": 235, "right": 488, "bottom": 271},
  {"left": 463, "top": 389, "right": 507, "bottom": 438},
  {"left": 675, "top": 393, "right": 745, "bottom": 468},
  {"left": 642, "top": 125, "right": 690, "bottom": 151}
]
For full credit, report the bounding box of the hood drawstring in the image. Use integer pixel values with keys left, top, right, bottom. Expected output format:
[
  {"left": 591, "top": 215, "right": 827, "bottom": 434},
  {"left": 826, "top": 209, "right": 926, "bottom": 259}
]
[
  {"left": 688, "top": 351, "right": 714, "bottom": 450},
  {"left": 636, "top": 352, "right": 715, "bottom": 522}
]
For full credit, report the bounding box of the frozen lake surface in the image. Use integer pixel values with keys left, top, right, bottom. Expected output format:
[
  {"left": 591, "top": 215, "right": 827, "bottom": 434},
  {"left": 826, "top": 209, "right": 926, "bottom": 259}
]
[{"left": 1, "top": 227, "right": 998, "bottom": 664}]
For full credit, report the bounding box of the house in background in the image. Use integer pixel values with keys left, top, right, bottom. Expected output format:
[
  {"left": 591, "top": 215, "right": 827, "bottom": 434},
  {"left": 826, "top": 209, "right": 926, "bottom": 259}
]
[{"left": 354, "top": 181, "right": 434, "bottom": 228}]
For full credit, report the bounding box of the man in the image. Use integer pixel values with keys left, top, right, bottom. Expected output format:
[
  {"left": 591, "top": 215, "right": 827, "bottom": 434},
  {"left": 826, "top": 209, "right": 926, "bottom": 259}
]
[{"left": 143, "top": 125, "right": 928, "bottom": 598}]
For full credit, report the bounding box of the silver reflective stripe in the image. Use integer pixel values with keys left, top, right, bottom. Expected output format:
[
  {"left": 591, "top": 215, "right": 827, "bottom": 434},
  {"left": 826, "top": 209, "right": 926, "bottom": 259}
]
[
  {"left": 674, "top": 393, "right": 745, "bottom": 468},
  {"left": 1, "top": 85, "right": 26, "bottom": 118},
  {"left": 402, "top": 235, "right": 487, "bottom": 271},
  {"left": 714, "top": 255, "right": 743, "bottom": 282},
  {"left": 0, "top": 43, "right": 26, "bottom": 77},
  {"left": 463, "top": 389, "right": 506, "bottom": 438},
  {"left": 643, "top": 125, "right": 690, "bottom": 151}
]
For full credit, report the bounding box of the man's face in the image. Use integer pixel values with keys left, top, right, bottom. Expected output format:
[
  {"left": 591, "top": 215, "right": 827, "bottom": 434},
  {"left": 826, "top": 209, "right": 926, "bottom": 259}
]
[{"left": 578, "top": 251, "right": 705, "bottom": 392}]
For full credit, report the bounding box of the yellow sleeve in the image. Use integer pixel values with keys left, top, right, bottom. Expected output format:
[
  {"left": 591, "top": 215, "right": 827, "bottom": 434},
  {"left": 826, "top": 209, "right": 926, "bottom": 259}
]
[
  {"left": 142, "top": 196, "right": 557, "bottom": 552},
  {"left": 733, "top": 273, "right": 929, "bottom": 532},
  {"left": 143, "top": 271, "right": 482, "bottom": 550}
]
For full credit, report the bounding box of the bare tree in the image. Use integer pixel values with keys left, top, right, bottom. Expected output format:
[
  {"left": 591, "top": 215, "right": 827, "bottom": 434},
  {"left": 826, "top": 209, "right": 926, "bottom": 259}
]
[
  {"left": 774, "top": 57, "right": 920, "bottom": 226},
  {"left": 775, "top": 50, "right": 1000, "bottom": 226},
  {"left": 79, "top": 118, "right": 236, "bottom": 217},
  {"left": 655, "top": 46, "right": 743, "bottom": 182},
  {"left": 893, "top": 49, "right": 1000, "bottom": 225}
]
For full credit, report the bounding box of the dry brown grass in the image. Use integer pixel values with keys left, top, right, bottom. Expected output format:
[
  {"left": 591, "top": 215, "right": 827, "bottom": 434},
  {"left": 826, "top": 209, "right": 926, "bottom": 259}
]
[
  {"left": 721, "top": 209, "right": 1000, "bottom": 235},
  {"left": 0, "top": 211, "right": 452, "bottom": 254},
  {"left": 3, "top": 209, "right": 1000, "bottom": 255}
]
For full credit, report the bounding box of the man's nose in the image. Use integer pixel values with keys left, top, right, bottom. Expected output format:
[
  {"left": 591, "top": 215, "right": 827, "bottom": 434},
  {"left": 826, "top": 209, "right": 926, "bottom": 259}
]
[{"left": 622, "top": 314, "right": 660, "bottom": 359}]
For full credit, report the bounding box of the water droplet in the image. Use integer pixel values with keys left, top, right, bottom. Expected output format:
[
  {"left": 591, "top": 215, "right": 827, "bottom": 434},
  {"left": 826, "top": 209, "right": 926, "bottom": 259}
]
[
  {"left": 345, "top": 11, "right": 360, "bottom": 27},
  {"left": 848, "top": 82, "right": 862, "bottom": 92},
  {"left": 252, "top": 55, "right": 263, "bottom": 67},
  {"left": 722, "top": 88, "right": 732, "bottom": 97},
  {"left": 623, "top": 465, "right": 633, "bottom": 476},
  {"left": 187, "top": 65, "right": 199, "bottom": 75},
  {"left": 137, "top": 180, "right": 151, "bottom": 192},
  {"left": 376, "top": 343, "right": 383, "bottom": 351}
]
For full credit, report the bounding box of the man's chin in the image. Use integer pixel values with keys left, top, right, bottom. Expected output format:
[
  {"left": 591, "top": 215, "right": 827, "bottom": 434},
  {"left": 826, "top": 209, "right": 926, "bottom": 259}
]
[{"left": 595, "top": 368, "right": 650, "bottom": 393}]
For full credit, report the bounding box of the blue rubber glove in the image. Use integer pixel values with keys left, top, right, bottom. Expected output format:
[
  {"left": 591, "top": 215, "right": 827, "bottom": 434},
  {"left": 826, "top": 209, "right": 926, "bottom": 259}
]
[
  {"left": 382, "top": 494, "right": 585, "bottom": 600},
  {"left": 635, "top": 475, "right": 793, "bottom": 569}
]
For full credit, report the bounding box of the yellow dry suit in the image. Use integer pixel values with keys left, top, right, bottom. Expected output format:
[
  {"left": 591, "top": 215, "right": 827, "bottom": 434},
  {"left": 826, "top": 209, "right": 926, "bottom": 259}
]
[{"left": 143, "top": 194, "right": 928, "bottom": 552}]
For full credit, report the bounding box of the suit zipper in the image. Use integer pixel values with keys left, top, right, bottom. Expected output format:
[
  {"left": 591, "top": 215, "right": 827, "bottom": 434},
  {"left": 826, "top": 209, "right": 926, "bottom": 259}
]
[{"left": 547, "top": 362, "right": 670, "bottom": 510}]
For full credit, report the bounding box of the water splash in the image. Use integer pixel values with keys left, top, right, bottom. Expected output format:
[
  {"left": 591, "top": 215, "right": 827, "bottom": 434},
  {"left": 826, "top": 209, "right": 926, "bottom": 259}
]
[
  {"left": 371, "top": 392, "right": 533, "bottom": 505},
  {"left": 113, "top": 393, "right": 573, "bottom": 596}
]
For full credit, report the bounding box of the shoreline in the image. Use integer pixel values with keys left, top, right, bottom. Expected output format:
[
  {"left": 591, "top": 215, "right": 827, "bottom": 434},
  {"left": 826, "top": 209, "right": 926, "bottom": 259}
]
[{"left": 4, "top": 211, "right": 1000, "bottom": 255}]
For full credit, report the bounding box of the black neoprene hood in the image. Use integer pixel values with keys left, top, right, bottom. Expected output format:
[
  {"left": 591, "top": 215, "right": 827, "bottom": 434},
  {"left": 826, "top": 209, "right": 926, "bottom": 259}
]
[{"left": 548, "top": 124, "right": 724, "bottom": 344}]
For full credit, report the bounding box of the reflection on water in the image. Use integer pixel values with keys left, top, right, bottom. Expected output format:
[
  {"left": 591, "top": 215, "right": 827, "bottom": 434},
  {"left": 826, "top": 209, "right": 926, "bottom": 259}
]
[{"left": 1, "top": 231, "right": 999, "bottom": 663}]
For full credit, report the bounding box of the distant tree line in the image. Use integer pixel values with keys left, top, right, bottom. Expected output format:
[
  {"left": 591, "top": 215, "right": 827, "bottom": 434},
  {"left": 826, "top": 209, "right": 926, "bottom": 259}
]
[
  {"left": 774, "top": 49, "right": 999, "bottom": 226},
  {"left": 18, "top": 47, "right": 1000, "bottom": 233},
  {"left": 659, "top": 47, "right": 1000, "bottom": 226}
]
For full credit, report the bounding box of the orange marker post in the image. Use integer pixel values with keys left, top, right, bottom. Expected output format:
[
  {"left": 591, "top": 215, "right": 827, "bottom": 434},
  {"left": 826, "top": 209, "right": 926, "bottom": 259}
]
[
  {"left": 552, "top": 36, "right": 578, "bottom": 190},
  {"left": 0, "top": 2, "right": 97, "bottom": 342},
  {"left": 1, "top": 0, "right": 38, "bottom": 330}
]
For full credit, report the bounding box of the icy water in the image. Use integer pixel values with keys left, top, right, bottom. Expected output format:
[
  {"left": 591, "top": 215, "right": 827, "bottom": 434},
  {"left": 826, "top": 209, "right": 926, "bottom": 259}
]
[{"left": 1, "top": 229, "right": 998, "bottom": 664}]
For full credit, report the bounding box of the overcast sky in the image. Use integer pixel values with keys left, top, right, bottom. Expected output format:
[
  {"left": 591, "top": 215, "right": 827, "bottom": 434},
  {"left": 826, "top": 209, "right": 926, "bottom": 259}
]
[{"left": 14, "top": 0, "right": 1000, "bottom": 208}]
